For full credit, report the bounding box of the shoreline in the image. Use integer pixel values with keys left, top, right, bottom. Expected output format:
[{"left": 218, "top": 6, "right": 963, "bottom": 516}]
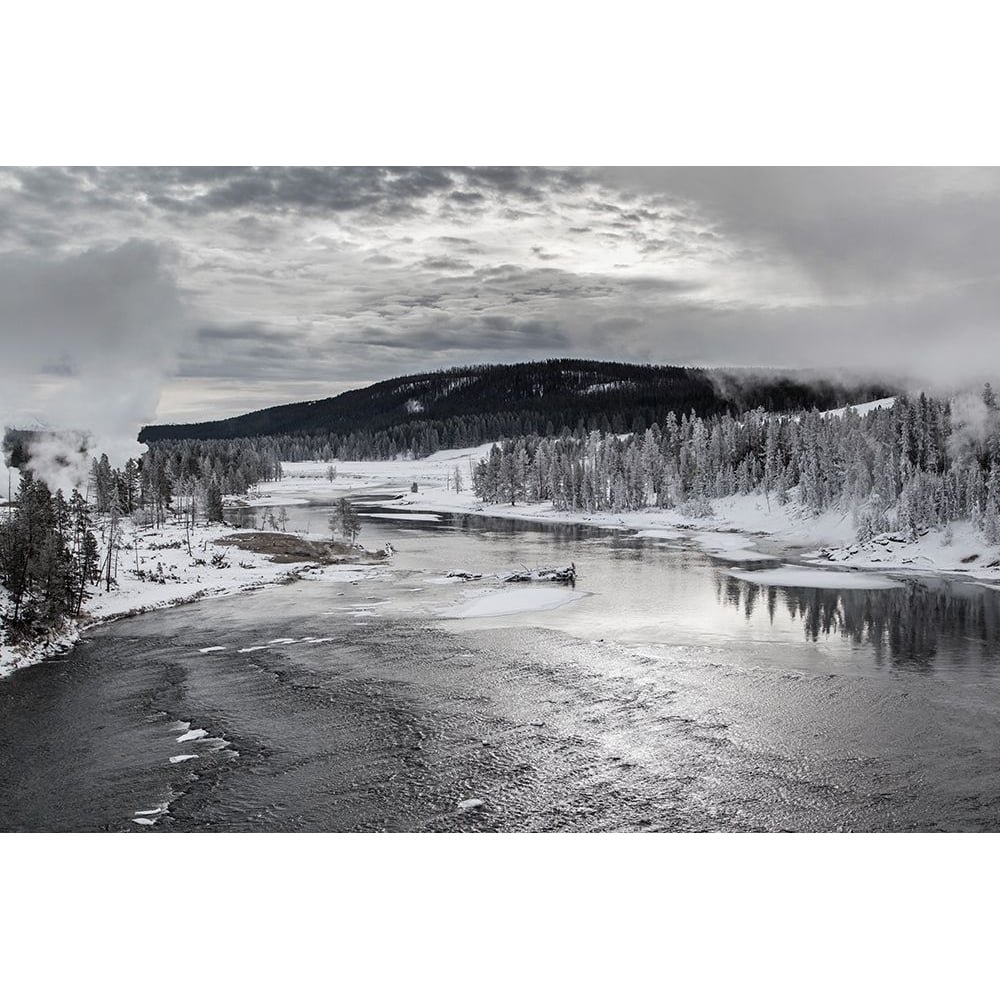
[
  {"left": 0, "top": 516, "right": 385, "bottom": 681},
  {"left": 258, "top": 450, "right": 1000, "bottom": 586},
  {"left": 8, "top": 444, "right": 1000, "bottom": 680}
]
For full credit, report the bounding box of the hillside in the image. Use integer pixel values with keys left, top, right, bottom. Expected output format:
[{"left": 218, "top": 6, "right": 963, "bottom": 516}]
[{"left": 139, "top": 359, "right": 895, "bottom": 450}]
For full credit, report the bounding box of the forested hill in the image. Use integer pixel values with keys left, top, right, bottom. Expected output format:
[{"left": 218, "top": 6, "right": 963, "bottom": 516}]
[{"left": 138, "top": 359, "right": 895, "bottom": 457}]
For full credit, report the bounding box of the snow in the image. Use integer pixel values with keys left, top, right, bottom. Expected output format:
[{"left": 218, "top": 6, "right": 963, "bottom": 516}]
[
  {"left": 726, "top": 565, "right": 903, "bottom": 590},
  {"left": 820, "top": 396, "right": 897, "bottom": 419},
  {"left": 169, "top": 754, "right": 198, "bottom": 764},
  {"left": 442, "top": 586, "right": 586, "bottom": 619},
  {"left": 237, "top": 495, "right": 310, "bottom": 508},
  {"left": 0, "top": 511, "right": 385, "bottom": 679},
  {"left": 176, "top": 728, "right": 208, "bottom": 742},
  {"left": 457, "top": 798, "right": 484, "bottom": 811},
  {"left": 6, "top": 428, "right": 1000, "bottom": 682},
  {"left": 813, "top": 520, "right": 1000, "bottom": 575},
  {"left": 267, "top": 450, "right": 1000, "bottom": 586},
  {"left": 582, "top": 380, "right": 633, "bottom": 394}
]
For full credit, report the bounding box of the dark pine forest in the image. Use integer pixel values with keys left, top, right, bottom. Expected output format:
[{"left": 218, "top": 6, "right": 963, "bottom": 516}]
[{"left": 139, "top": 359, "right": 895, "bottom": 461}]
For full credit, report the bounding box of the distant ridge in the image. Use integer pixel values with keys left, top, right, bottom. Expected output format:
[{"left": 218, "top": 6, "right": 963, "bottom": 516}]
[{"left": 138, "top": 358, "right": 896, "bottom": 446}]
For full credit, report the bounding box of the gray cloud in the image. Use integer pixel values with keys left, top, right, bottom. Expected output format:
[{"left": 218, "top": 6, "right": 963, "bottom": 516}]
[
  {"left": 600, "top": 167, "right": 1000, "bottom": 293},
  {"left": 343, "top": 314, "right": 570, "bottom": 354},
  {"left": 420, "top": 255, "right": 473, "bottom": 271},
  {"left": 4, "top": 166, "right": 1000, "bottom": 429},
  {"left": 0, "top": 166, "right": 592, "bottom": 227},
  {"left": 197, "top": 322, "right": 280, "bottom": 342}
]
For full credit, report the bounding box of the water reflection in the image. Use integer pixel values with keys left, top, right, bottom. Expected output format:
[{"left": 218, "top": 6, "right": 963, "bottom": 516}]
[
  {"left": 232, "top": 497, "right": 1000, "bottom": 675},
  {"left": 718, "top": 574, "right": 1000, "bottom": 670},
  {"left": 224, "top": 506, "right": 258, "bottom": 530}
]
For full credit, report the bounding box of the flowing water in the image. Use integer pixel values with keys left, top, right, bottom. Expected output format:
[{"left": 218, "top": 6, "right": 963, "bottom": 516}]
[{"left": 3, "top": 500, "right": 1000, "bottom": 831}]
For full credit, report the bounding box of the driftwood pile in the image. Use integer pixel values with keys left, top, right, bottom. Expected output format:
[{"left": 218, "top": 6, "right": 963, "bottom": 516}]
[{"left": 447, "top": 563, "right": 576, "bottom": 585}]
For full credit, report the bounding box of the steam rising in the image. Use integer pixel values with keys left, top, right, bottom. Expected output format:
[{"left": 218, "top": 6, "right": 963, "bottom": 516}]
[
  {"left": 947, "top": 389, "right": 1000, "bottom": 464},
  {"left": 0, "top": 240, "right": 190, "bottom": 498}
]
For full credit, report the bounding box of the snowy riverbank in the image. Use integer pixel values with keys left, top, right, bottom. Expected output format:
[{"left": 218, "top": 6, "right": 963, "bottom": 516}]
[
  {"left": 258, "top": 447, "right": 1000, "bottom": 585},
  {"left": 0, "top": 517, "right": 382, "bottom": 680},
  {"left": 8, "top": 439, "right": 1000, "bottom": 680}
]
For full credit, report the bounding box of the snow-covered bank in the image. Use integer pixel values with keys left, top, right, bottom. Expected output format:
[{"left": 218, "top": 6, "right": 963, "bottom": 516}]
[
  {"left": 0, "top": 517, "right": 381, "bottom": 680},
  {"left": 0, "top": 609, "right": 82, "bottom": 681},
  {"left": 263, "top": 449, "right": 1000, "bottom": 585}
]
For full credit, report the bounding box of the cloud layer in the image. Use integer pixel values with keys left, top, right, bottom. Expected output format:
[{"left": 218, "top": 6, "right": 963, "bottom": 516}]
[{"left": 3, "top": 165, "right": 1000, "bottom": 437}]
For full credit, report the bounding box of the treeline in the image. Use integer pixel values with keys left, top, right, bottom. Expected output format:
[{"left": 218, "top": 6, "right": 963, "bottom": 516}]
[
  {"left": 470, "top": 388, "right": 1000, "bottom": 544},
  {"left": 84, "top": 441, "right": 283, "bottom": 525},
  {"left": 1, "top": 438, "right": 282, "bottom": 643},
  {"left": 0, "top": 476, "right": 100, "bottom": 639},
  {"left": 140, "top": 439, "right": 283, "bottom": 502}
]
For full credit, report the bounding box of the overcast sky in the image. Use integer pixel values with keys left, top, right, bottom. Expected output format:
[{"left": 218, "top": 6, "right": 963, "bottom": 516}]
[{"left": 3, "top": 166, "right": 1000, "bottom": 438}]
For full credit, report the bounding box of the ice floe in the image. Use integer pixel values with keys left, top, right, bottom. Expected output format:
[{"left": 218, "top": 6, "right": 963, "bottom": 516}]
[
  {"left": 364, "top": 512, "right": 441, "bottom": 522},
  {"left": 726, "top": 565, "right": 903, "bottom": 590},
  {"left": 442, "top": 586, "right": 586, "bottom": 619}
]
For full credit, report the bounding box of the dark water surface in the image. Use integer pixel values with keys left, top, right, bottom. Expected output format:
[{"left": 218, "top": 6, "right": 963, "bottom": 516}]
[{"left": 3, "top": 505, "right": 1000, "bottom": 831}]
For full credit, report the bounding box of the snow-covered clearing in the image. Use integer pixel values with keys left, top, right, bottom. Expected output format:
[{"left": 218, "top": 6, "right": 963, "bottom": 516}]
[{"left": 820, "top": 395, "right": 897, "bottom": 420}]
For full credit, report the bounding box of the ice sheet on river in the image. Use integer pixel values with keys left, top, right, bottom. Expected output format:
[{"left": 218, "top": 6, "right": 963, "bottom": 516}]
[
  {"left": 441, "top": 586, "right": 587, "bottom": 619},
  {"left": 726, "top": 565, "right": 903, "bottom": 590},
  {"left": 691, "top": 531, "right": 775, "bottom": 563},
  {"left": 364, "top": 511, "right": 442, "bottom": 522}
]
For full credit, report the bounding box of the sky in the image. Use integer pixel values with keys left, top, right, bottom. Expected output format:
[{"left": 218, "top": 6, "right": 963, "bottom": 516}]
[{"left": 3, "top": 166, "right": 1000, "bottom": 449}]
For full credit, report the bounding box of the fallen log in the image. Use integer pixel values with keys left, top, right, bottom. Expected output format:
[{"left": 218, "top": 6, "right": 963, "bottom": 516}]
[{"left": 448, "top": 563, "right": 577, "bottom": 585}]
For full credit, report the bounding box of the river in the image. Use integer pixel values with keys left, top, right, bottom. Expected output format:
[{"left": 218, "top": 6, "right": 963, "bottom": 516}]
[{"left": 3, "top": 500, "right": 1000, "bottom": 831}]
